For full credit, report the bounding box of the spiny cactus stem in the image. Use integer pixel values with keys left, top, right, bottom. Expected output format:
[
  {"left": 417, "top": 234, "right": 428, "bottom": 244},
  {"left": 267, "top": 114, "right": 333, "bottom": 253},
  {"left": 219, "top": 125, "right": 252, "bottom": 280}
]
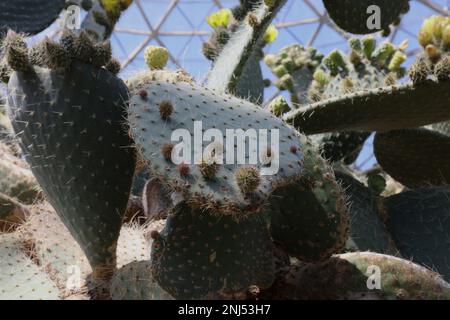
[{"left": 207, "top": 0, "right": 287, "bottom": 95}]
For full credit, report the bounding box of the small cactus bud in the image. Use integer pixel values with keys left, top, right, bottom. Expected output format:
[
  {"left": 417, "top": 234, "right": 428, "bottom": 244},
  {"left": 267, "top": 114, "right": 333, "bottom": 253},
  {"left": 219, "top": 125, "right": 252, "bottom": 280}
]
[
  {"left": 177, "top": 162, "right": 190, "bottom": 176},
  {"left": 199, "top": 159, "right": 219, "bottom": 180},
  {"left": 92, "top": 41, "right": 112, "bottom": 67},
  {"left": 104, "top": 58, "right": 121, "bottom": 75},
  {"left": 235, "top": 166, "right": 260, "bottom": 194},
  {"left": 409, "top": 57, "right": 430, "bottom": 85},
  {"left": 434, "top": 56, "right": 450, "bottom": 82},
  {"left": 144, "top": 45, "right": 169, "bottom": 70},
  {"left": 388, "top": 51, "right": 407, "bottom": 72},
  {"left": 290, "top": 145, "right": 298, "bottom": 154},
  {"left": 161, "top": 143, "right": 174, "bottom": 161},
  {"left": 268, "top": 96, "right": 290, "bottom": 117},
  {"left": 425, "top": 44, "right": 441, "bottom": 61},
  {"left": 323, "top": 50, "right": 347, "bottom": 76},
  {"left": 42, "top": 38, "right": 71, "bottom": 69},
  {"left": 3, "top": 30, "right": 30, "bottom": 72},
  {"left": 159, "top": 101, "right": 173, "bottom": 120},
  {"left": 348, "top": 38, "right": 362, "bottom": 52},
  {"left": 149, "top": 230, "right": 160, "bottom": 240},
  {"left": 362, "top": 36, "right": 377, "bottom": 60},
  {"left": 313, "top": 69, "right": 330, "bottom": 87},
  {"left": 139, "top": 89, "right": 148, "bottom": 100}
]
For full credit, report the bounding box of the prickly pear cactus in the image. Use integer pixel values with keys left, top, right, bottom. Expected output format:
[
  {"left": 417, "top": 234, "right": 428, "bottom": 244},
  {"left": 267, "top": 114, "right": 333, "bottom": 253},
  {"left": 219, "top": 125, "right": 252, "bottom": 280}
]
[
  {"left": 111, "top": 261, "right": 173, "bottom": 300},
  {"left": 277, "top": 252, "right": 450, "bottom": 300},
  {"left": 384, "top": 188, "right": 450, "bottom": 282},
  {"left": 268, "top": 135, "right": 349, "bottom": 262},
  {"left": 0, "top": 233, "right": 60, "bottom": 300},
  {"left": 335, "top": 171, "right": 396, "bottom": 254},
  {"left": 4, "top": 31, "right": 136, "bottom": 277},
  {"left": 150, "top": 203, "right": 275, "bottom": 299},
  {"left": 374, "top": 128, "right": 450, "bottom": 188},
  {"left": 128, "top": 77, "right": 303, "bottom": 217},
  {"left": 0, "top": 0, "right": 65, "bottom": 37}
]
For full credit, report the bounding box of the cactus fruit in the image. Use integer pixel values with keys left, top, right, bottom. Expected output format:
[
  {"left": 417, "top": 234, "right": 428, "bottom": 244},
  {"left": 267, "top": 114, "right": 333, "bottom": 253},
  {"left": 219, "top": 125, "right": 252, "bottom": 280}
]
[
  {"left": 268, "top": 96, "right": 291, "bottom": 117},
  {"left": 0, "top": 0, "right": 65, "bottom": 37},
  {"left": 264, "top": 45, "right": 323, "bottom": 105},
  {"left": 418, "top": 16, "right": 450, "bottom": 61},
  {"left": 374, "top": 128, "right": 450, "bottom": 188},
  {"left": 334, "top": 171, "right": 396, "bottom": 254},
  {"left": 267, "top": 136, "right": 349, "bottom": 262},
  {"left": 384, "top": 188, "right": 450, "bottom": 281},
  {"left": 275, "top": 252, "right": 450, "bottom": 300},
  {"left": 128, "top": 78, "right": 303, "bottom": 217},
  {"left": 150, "top": 203, "right": 275, "bottom": 299},
  {"left": 144, "top": 46, "right": 169, "bottom": 70},
  {"left": 323, "top": 0, "right": 410, "bottom": 35},
  {"left": 111, "top": 261, "right": 173, "bottom": 300},
  {"left": 0, "top": 232, "right": 60, "bottom": 300},
  {"left": 5, "top": 32, "right": 136, "bottom": 278}
]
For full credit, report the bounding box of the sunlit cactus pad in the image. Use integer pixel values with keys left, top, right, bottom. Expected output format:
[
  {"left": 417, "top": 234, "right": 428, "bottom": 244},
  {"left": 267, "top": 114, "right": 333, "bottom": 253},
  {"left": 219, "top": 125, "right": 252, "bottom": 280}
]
[
  {"left": 128, "top": 79, "right": 304, "bottom": 216},
  {"left": 285, "top": 80, "right": 450, "bottom": 134}
]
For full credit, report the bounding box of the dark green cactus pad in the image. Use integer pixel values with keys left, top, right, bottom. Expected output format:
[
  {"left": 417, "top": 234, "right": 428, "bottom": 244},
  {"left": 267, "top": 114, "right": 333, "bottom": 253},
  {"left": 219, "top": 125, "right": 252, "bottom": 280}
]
[
  {"left": 235, "top": 55, "right": 264, "bottom": 104},
  {"left": 374, "top": 128, "right": 450, "bottom": 188},
  {"left": 267, "top": 136, "right": 349, "bottom": 262},
  {"left": 385, "top": 188, "right": 450, "bottom": 281},
  {"left": 129, "top": 78, "right": 304, "bottom": 217},
  {"left": 335, "top": 171, "right": 396, "bottom": 254},
  {"left": 323, "top": 0, "right": 410, "bottom": 35},
  {"left": 7, "top": 62, "right": 136, "bottom": 272},
  {"left": 284, "top": 80, "right": 450, "bottom": 134},
  {"left": 111, "top": 261, "right": 173, "bottom": 300},
  {"left": 0, "top": 0, "right": 66, "bottom": 37},
  {"left": 312, "top": 131, "right": 370, "bottom": 164},
  {"left": 150, "top": 204, "right": 275, "bottom": 299},
  {"left": 277, "top": 252, "right": 450, "bottom": 300}
]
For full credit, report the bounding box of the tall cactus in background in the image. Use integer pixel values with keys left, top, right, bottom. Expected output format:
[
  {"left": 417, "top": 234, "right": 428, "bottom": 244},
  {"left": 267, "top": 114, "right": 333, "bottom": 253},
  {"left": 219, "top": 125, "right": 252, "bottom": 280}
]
[{"left": 0, "top": 1, "right": 449, "bottom": 301}]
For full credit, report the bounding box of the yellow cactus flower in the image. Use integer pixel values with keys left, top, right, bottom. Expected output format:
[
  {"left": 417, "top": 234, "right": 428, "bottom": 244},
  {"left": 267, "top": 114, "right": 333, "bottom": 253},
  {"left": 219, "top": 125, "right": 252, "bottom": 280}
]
[
  {"left": 264, "top": 25, "right": 279, "bottom": 44},
  {"left": 144, "top": 45, "right": 169, "bottom": 70},
  {"left": 206, "top": 9, "right": 232, "bottom": 29}
]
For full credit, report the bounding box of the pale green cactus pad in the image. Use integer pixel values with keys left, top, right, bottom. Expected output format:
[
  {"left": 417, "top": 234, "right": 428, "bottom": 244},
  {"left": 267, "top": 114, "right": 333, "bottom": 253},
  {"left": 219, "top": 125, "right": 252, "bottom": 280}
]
[
  {"left": 111, "top": 261, "right": 173, "bottom": 300},
  {"left": 128, "top": 78, "right": 304, "bottom": 217},
  {"left": 0, "top": 233, "right": 60, "bottom": 300}
]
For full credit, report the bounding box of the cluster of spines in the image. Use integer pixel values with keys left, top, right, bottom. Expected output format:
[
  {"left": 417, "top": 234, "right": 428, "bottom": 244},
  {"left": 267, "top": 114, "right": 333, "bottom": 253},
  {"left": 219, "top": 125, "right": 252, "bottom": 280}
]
[{"left": 0, "top": 29, "right": 121, "bottom": 82}]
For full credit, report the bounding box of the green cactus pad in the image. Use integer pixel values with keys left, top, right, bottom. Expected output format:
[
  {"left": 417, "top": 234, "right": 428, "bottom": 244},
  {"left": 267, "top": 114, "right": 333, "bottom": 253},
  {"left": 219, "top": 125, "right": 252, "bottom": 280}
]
[
  {"left": 111, "top": 261, "right": 173, "bottom": 300},
  {"left": 150, "top": 204, "right": 275, "bottom": 299},
  {"left": 234, "top": 55, "right": 264, "bottom": 104},
  {"left": 0, "top": 142, "right": 39, "bottom": 204},
  {"left": 128, "top": 78, "right": 304, "bottom": 217},
  {"left": 281, "top": 252, "right": 450, "bottom": 300},
  {"left": 20, "top": 203, "right": 92, "bottom": 292},
  {"left": 267, "top": 136, "right": 349, "bottom": 262},
  {"left": 312, "top": 131, "right": 370, "bottom": 164},
  {"left": 385, "top": 188, "right": 450, "bottom": 281},
  {"left": 335, "top": 171, "right": 396, "bottom": 254},
  {"left": 0, "top": 233, "right": 60, "bottom": 300},
  {"left": 374, "top": 128, "right": 450, "bottom": 188},
  {"left": 116, "top": 224, "right": 152, "bottom": 268},
  {"left": 0, "top": 0, "right": 65, "bottom": 37},
  {"left": 7, "top": 61, "right": 136, "bottom": 275},
  {"left": 284, "top": 80, "right": 450, "bottom": 134},
  {"left": 323, "top": 0, "right": 410, "bottom": 35}
]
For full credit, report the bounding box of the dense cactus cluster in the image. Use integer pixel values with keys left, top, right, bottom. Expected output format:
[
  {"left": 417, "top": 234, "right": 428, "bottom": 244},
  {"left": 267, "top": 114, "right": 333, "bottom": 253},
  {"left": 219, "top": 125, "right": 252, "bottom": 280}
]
[{"left": 0, "top": 1, "right": 449, "bottom": 301}]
